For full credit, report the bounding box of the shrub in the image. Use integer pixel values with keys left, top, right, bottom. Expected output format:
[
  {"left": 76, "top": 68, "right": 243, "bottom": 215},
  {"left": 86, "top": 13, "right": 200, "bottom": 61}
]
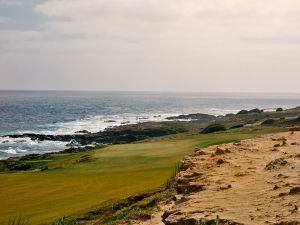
[
  {"left": 237, "top": 110, "right": 248, "bottom": 115},
  {"left": 276, "top": 108, "right": 283, "bottom": 112},
  {"left": 229, "top": 124, "right": 244, "bottom": 129},
  {"left": 52, "top": 217, "right": 76, "bottom": 225},
  {"left": 201, "top": 124, "right": 226, "bottom": 134},
  {"left": 249, "top": 108, "right": 263, "bottom": 113},
  {"left": 261, "top": 119, "right": 275, "bottom": 125},
  {"left": 197, "top": 216, "right": 220, "bottom": 225}
]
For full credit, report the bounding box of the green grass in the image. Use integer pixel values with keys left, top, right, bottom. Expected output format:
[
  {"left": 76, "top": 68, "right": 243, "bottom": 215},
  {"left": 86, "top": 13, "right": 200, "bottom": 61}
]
[{"left": 0, "top": 128, "right": 284, "bottom": 225}]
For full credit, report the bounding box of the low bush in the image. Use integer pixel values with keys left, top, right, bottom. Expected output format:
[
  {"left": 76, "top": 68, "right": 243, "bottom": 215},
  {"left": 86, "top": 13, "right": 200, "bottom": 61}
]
[
  {"left": 197, "top": 216, "right": 220, "bottom": 225},
  {"left": 276, "top": 108, "right": 283, "bottom": 112},
  {"left": 229, "top": 124, "right": 244, "bottom": 129},
  {"left": 52, "top": 217, "right": 76, "bottom": 225},
  {"left": 201, "top": 124, "right": 226, "bottom": 134},
  {"left": 248, "top": 108, "right": 263, "bottom": 113},
  {"left": 237, "top": 108, "right": 262, "bottom": 115},
  {"left": 237, "top": 110, "right": 248, "bottom": 115},
  {"left": 261, "top": 119, "right": 275, "bottom": 125}
]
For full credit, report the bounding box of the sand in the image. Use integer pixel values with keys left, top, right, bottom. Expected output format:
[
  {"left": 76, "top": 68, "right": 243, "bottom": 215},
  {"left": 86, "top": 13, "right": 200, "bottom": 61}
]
[{"left": 137, "top": 132, "right": 300, "bottom": 225}]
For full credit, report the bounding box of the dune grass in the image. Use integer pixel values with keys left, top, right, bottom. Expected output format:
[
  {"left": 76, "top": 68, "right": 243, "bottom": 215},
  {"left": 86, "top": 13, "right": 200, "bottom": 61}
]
[{"left": 0, "top": 128, "right": 284, "bottom": 224}]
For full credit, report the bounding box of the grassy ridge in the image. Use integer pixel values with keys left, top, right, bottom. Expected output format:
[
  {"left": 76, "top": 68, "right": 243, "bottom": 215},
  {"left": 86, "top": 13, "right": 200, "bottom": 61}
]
[{"left": 0, "top": 128, "right": 284, "bottom": 224}]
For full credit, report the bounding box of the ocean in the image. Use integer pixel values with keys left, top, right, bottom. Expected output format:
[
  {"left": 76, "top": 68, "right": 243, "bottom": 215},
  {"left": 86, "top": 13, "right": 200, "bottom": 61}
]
[{"left": 1, "top": 91, "right": 300, "bottom": 159}]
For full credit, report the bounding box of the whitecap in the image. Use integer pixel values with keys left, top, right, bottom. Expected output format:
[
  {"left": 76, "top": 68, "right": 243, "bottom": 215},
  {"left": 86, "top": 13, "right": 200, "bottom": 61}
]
[
  {"left": 1, "top": 147, "right": 17, "bottom": 154},
  {"left": 16, "top": 148, "right": 27, "bottom": 153},
  {"left": 15, "top": 113, "right": 181, "bottom": 136},
  {"left": 0, "top": 136, "right": 39, "bottom": 145}
]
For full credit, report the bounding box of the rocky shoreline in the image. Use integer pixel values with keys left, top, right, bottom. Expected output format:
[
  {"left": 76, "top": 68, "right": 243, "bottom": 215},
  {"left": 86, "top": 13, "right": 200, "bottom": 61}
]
[
  {"left": 2, "top": 105, "right": 300, "bottom": 165},
  {"left": 4, "top": 123, "right": 188, "bottom": 150}
]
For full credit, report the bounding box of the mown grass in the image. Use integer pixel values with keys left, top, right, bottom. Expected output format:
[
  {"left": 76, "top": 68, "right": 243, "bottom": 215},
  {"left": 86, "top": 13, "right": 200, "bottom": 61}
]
[{"left": 0, "top": 127, "right": 284, "bottom": 225}]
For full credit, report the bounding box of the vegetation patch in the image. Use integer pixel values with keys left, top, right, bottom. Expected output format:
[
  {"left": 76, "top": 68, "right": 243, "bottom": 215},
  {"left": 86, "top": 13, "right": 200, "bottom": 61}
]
[
  {"left": 229, "top": 124, "right": 244, "bottom": 129},
  {"left": 261, "top": 119, "right": 275, "bottom": 125},
  {"left": 201, "top": 124, "right": 226, "bottom": 134},
  {"left": 276, "top": 108, "right": 283, "bottom": 112},
  {"left": 0, "top": 127, "right": 284, "bottom": 224}
]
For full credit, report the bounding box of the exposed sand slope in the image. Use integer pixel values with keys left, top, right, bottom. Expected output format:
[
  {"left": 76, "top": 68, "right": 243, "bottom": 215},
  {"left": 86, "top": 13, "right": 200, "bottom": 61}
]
[
  {"left": 164, "top": 132, "right": 300, "bottom": 225},
  {"left": 161, "top": 132, "right": 300, "bottom": 225}
]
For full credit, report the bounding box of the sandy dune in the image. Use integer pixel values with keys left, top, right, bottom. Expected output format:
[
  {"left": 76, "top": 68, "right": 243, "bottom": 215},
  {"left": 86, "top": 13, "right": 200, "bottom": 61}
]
[{"left": 145, "top": 132, "right": 300, "bottom": 225}]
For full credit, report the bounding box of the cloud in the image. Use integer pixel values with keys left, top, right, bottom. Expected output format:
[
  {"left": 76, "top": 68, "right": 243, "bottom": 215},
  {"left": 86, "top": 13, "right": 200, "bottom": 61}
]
[
  {"left": 0, "top": 16, "right": 9, "bottom": 24},
  {"left": 2, "top": 0, "right": 300, "bottom": 55},
  {"left": 32, "top": 0, "right": 300, "bottom": 42},
  {"left": 241, "top": 36, "right": 300, "bottom": 45},
  {"left": 33, "top": 0, "right": 182, "bottom": 43},
  {"left": 2, "top": 0, "right": 300, "bottom": 91},
  {"left": 0, "top": 0, "right": 26, "bottom": 6}
]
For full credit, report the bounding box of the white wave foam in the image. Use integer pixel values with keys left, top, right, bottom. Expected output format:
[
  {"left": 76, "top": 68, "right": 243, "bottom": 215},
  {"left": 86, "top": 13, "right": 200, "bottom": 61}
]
[
  {"left": 16, "top": 113, "right": 180, "bottom": 135},
  {"left": 208, "top": 108, "right": 240, "bottom": 116},
  {"left": 0, "top": 147, "right": 26, "bottom": 155},
  {"left": 0, "top": 136, "right": 40, "bottom": 145}
]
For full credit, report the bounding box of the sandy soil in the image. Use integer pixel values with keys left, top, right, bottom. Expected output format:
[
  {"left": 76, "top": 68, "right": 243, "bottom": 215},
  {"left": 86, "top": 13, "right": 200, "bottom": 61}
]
[
  {"left": 131, "top": 203, "right": 174, "bottom": 225},
  {"left": 139, "top": 132, "right": 300, "bottom": 225}
]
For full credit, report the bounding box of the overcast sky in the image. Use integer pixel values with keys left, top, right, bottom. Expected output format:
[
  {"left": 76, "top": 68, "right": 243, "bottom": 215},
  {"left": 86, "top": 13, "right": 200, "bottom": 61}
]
[{"left": 1, "top": 0, "right": 300, "bottom": 92}]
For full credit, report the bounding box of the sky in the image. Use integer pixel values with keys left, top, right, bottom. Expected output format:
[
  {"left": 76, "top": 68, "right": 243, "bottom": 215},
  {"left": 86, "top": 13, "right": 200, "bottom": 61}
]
[{"left": 1, "top": 0, "right": 300, "bottom": 92}]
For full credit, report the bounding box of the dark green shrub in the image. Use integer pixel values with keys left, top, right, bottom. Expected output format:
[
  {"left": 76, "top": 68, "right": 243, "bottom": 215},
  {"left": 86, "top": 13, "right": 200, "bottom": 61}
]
[
  {"left": 246, "top": 120, "right": 254, "bottom": 124},
  {"left": 229, "top": 124, "right": 244, "bottom": 129},
  {"left": 237, "top": 110, "right": 248, "bottom": 115},
  {"left": 197, "top": 216, "right": 220, "bottom": 225},
  {"left": 261, "top": 119, "right": 275, "bottom": 125},
  {"left": 52, "top": 217, "right": 76, "bottom": 225},
  {"left": 249, "top": 108, "right": 263, "bottom": 113},
  {"left": 201, "top": 124, "right": 226, "bottom": 134},
  {"left": 276, "top": 108, "right": 283, "bottom": 112}
]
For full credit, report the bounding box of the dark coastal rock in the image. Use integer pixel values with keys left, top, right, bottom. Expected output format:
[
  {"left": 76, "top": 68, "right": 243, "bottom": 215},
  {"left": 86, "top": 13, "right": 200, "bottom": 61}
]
[
  {"left": 166, "top": 113, "right": 216, "bottom": 122},
  {"left": 4, "top": 125, "right": 188, "bottom": 148},
  {"left": 6, "top": 133, "right": 76, "bottom": 142},
  {"left": 75, "top": 130, "right": 91, "bottom": 134},
  {"left": 104, "top": 120, "right": 117, "bottom": 123},
  {"left": 66, "top": 140, "right": 81, "bottom": 147}
]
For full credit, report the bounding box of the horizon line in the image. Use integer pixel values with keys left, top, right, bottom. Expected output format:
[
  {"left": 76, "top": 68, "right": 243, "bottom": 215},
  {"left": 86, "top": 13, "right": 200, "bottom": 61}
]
[{"left": 1, "top": 89, "right": 300, "bottom": 95}]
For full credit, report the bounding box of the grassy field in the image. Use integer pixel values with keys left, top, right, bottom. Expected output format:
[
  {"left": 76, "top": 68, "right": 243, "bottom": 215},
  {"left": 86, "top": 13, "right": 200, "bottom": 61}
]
[{"left": 0, "top": 128, "right": 284, "bottom": 224}]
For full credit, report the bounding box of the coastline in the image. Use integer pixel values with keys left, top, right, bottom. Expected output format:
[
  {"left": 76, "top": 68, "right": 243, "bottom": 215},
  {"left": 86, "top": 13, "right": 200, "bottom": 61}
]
[
  {"left": 2, "top": 105, "right": 300, "bottom": 161},
  {"left": 2, "top": 105, "right": 300, "bottom": 223}
]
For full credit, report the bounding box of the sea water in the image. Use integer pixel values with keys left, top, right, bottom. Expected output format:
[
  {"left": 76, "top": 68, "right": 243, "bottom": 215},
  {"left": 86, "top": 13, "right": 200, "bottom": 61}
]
[{"left": 1, "top": 91, "right": 300, "bottom": 159}]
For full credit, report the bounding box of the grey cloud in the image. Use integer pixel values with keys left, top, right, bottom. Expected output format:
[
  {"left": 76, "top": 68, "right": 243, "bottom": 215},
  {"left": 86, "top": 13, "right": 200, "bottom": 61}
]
[
  {"left": 2, "top": 0, "right": 300, "bottom": 92},
  {"left": 0, "top": 0, "right": 27, "bottom": 6},
  {"left": 241, "top": 36, "right": 300, "bottom": 45},
  {"left": 0, "top": 16, "right": 9, "bottom": 24}
]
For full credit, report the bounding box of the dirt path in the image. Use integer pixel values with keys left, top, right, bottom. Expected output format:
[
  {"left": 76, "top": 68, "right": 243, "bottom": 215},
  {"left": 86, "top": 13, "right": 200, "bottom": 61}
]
[{"left": 140, "top": 132, "right": 300, "bottom": 225}]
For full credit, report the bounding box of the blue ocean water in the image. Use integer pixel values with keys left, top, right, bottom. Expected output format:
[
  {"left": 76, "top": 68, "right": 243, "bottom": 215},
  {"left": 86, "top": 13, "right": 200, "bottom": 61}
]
[{"left": 1, "top": 91, "right": 300, "bottom": 159}]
